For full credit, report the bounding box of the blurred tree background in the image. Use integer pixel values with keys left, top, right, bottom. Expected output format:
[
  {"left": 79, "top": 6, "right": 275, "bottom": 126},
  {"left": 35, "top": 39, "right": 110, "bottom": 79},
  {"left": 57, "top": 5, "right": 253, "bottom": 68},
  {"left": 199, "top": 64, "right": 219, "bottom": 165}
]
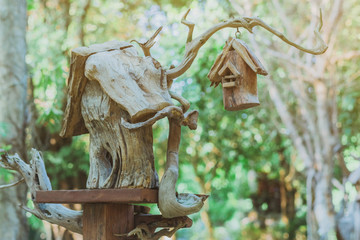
[{"left": 0, "top": 0, "right": 359, "bottom": 239}]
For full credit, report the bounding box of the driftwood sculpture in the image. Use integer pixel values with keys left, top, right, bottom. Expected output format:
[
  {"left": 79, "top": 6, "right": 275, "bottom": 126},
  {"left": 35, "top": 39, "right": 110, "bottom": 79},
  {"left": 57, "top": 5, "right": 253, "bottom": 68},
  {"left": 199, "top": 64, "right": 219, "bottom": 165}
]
[{"left": 0, "top": 9, "right": 327, "bottom": 239}]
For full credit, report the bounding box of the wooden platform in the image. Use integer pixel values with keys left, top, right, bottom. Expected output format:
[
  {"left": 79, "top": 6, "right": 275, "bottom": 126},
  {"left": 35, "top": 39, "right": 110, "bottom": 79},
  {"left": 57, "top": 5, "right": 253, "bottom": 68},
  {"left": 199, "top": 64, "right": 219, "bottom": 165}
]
[
  {"left": 34, "top": 188, "right": 199, "bottom": 239},
  {"left": 35, "top": 188, "right": 158, "bottom": 204}
]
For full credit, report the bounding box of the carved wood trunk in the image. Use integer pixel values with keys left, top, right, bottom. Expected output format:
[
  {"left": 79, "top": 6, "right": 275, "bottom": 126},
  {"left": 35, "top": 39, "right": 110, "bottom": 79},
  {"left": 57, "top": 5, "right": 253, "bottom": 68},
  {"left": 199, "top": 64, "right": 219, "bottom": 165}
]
[{"left": 81, "top": 80, "right": 158, "bottom": 189}]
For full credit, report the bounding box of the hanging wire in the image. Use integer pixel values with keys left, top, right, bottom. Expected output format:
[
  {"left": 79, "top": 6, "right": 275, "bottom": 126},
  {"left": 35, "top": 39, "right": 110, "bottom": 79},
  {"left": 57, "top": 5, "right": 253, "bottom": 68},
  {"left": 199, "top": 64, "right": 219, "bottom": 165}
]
[{"left": 235, "top": 27, "right": 241, "bottom": 39}]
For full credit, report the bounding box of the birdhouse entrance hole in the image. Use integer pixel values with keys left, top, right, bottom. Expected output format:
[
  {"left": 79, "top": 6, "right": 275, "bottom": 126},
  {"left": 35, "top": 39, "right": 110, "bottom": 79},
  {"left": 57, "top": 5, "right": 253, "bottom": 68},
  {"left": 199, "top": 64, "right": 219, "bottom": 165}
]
[{"left": 222, "top": 75, "right": 240, "bottom": 88}]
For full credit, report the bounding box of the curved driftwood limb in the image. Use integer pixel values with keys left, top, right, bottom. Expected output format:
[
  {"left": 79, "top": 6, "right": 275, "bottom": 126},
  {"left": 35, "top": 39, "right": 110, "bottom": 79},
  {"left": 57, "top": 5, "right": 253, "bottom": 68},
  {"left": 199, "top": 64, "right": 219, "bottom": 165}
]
[
  {"left": 170, "top": 91, "right": 190, "bottom": 113},
  {"left": 121, "top": 106, "right": 183, "bottom": 130},
  {"left": 243, "top": 9, "right": 326, "bottom": 54},
  {"left": 158, "top": 117, "right": 207, "bottom": 218},
  {"left": 131, "top": 26, "right": 163, "bottom": 57},
  {"left": 0, "top": 149, "right": 83, "bottom": 234},
  {"left": 166, "top": 9, "right": 327, "bottom": 80}
]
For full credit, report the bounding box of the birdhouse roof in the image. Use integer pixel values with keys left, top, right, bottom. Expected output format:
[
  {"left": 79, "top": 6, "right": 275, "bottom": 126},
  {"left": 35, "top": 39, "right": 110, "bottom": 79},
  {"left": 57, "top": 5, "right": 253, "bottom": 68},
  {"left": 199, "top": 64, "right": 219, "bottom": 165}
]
[
  {"left": 60, "top": 41, "right": 135, "bottom": 138},
  {"left": 60, "top": 40, "right": 173, "bottom": 138},
  {"left": 208, "top": 37, "right": 268, "bottom": 84}
]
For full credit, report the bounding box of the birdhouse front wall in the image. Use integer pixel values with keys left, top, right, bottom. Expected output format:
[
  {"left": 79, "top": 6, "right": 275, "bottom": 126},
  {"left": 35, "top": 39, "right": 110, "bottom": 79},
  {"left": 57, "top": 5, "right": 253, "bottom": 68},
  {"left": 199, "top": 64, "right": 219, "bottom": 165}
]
[{"left": 221, "top": 51, "right": 260, "bottom": 111}]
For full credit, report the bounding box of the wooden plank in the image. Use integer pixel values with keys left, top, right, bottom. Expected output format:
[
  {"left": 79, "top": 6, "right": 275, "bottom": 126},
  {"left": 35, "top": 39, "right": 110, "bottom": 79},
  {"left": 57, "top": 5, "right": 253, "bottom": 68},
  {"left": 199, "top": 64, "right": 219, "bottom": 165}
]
[
  {"left": 222, "top": 82, "right": 237, "bottom": 88},
  {"left": 35, "top": 189, "right": 158, "bottom": 204},
  {"left": 83, "top": 203, "right": 135, "bottom": 240},
  {"left": 223, "top": 75, "right": 239, "bottom": 79}
]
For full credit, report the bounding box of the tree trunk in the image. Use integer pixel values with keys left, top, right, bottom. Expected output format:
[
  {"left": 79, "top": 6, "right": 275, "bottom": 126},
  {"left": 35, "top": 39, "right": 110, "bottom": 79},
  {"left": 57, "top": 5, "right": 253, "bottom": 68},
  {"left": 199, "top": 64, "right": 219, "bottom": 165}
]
[
  {"left": 0, "top": 0, "right": 29, "bottom": 239},
  {"left": 190, "top": 159, "right": 215, "bottom": 240}
]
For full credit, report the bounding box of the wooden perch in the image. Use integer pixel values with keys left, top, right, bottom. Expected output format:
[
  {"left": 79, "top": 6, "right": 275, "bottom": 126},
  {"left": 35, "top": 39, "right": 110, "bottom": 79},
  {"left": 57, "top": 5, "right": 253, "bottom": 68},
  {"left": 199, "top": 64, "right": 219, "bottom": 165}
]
[{"left": 166, "top": 9, "right": 327, "bottom": 80}]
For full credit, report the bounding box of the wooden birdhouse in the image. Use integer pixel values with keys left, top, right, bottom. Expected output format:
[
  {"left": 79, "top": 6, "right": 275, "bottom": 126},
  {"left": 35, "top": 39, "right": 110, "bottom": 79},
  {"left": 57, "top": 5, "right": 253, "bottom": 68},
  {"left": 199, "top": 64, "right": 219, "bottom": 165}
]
[{"left": 208, "top": 37, "right": 268, "bottom": 111}]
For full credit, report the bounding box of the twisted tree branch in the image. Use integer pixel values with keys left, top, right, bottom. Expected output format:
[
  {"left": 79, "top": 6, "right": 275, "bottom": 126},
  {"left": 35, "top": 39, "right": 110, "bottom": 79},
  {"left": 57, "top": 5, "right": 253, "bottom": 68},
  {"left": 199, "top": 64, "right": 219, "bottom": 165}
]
[{"left": 166, "top": 9, "right": 327, "bottom": 80}]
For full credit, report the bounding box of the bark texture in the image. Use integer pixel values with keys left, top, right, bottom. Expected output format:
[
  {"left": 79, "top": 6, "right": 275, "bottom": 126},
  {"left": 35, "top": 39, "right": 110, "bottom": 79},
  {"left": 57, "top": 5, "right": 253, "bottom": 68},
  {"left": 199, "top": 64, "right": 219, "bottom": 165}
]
[
  {"left": 81, "top": 80, "right": 158, "bottom": 189},
  {"left": 0, "top": 0, "right": 29, "bottom": 239}
]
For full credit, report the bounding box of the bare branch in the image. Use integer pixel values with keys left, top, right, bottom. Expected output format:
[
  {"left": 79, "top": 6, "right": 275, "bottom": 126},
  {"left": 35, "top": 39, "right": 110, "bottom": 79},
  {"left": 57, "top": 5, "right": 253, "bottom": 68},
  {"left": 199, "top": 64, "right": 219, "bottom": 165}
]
[
  {"left": 267, "top": 78, "right": 313, "bottom": 168},
  {"left": 266, "top": 49, "right": 319, "bottom": 79},
  {"left": 170, "top": 91, "right": 190, "bottom": 113},
  {"left": 247, "top": 33, "right": 314, "bottom": 168},
  {"left": 166, "top": 9, "right": 327, "bottom": 80},
  {"left": 321, "top": 0, "right": 344, "bottom": 43},
  {"left": 332, "top": 178, "right": 344, "bottom": 192},
  {"left": 271, "top": 0, "right": 296, "bottom": 39},
  {"left": 0, "top": 178, "right": 24, "bottom": 189},
  {"left": 121, "top": 106, "right": 183, "bottom": 130},
  {"left": 79, "top": 0, "right": 92, "bottom": 46},
  {"left": 181, "top": 9, "right": 195, "bottom": 43},
  {"left": 331, "top": 51, "right": 360, "bottom": 63},
  {"left": 131, "top": 26, "right": 163, "bottom": 57},
  {"left": 245, "top": 9, "right": 327, "bottom": 55},
  {"left": 306, "top": 168, "right": 316, "bottom": 238},
  {"left": 337, "top": 153, "right": 350, "bottom": 177}
]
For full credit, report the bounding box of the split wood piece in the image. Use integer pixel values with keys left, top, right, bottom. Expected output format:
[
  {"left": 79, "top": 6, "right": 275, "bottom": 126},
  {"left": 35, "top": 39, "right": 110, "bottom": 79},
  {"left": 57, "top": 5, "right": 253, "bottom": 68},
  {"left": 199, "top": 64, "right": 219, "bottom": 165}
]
[
  {"left": 35, "top": 189, "right": 158, "bottom": 204},
  {"left": 83, "top": 203, "right": 135, "bottom": 240},
  {"left": 60, "top": 40, "right": 135, "bottom": 137}
]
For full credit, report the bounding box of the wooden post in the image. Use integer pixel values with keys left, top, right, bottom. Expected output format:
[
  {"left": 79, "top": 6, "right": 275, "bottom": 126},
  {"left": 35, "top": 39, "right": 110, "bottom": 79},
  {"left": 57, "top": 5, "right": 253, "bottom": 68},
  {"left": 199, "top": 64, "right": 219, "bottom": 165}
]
[{"left": 83, "top": 203, "right": 134, "bottom": 240}]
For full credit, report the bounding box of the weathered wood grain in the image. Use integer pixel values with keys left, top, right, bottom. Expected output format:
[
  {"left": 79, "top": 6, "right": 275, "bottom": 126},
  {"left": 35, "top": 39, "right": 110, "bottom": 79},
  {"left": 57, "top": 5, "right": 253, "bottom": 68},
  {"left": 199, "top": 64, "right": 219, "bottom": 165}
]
[
  {"left": 84, "top": 49, "right": 172, "bottom": 123},
  {"left": 81, "top": 80, "right": 159, "bottom": 189},
  {"left": 60, "top": 41, "right": 135, "bottom": 137},
  {"left": 35, "top": 189, "right": 158, "bottom": 204},
  {"left": 83, "top": 203, "right": 134, "bottom": 240},
  {"left": 221, "top": 50, "right": 260, "bottom": 111}
]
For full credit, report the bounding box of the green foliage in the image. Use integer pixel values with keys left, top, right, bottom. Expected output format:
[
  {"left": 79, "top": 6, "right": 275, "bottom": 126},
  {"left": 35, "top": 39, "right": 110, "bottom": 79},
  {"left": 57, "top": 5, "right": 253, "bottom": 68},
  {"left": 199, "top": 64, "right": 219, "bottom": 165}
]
[
  {"left": 43, "top": 136, "right": 89, "bottom": 188},
  {"left": 22, "top": 0, "right": 360, "bottom": 239}
]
